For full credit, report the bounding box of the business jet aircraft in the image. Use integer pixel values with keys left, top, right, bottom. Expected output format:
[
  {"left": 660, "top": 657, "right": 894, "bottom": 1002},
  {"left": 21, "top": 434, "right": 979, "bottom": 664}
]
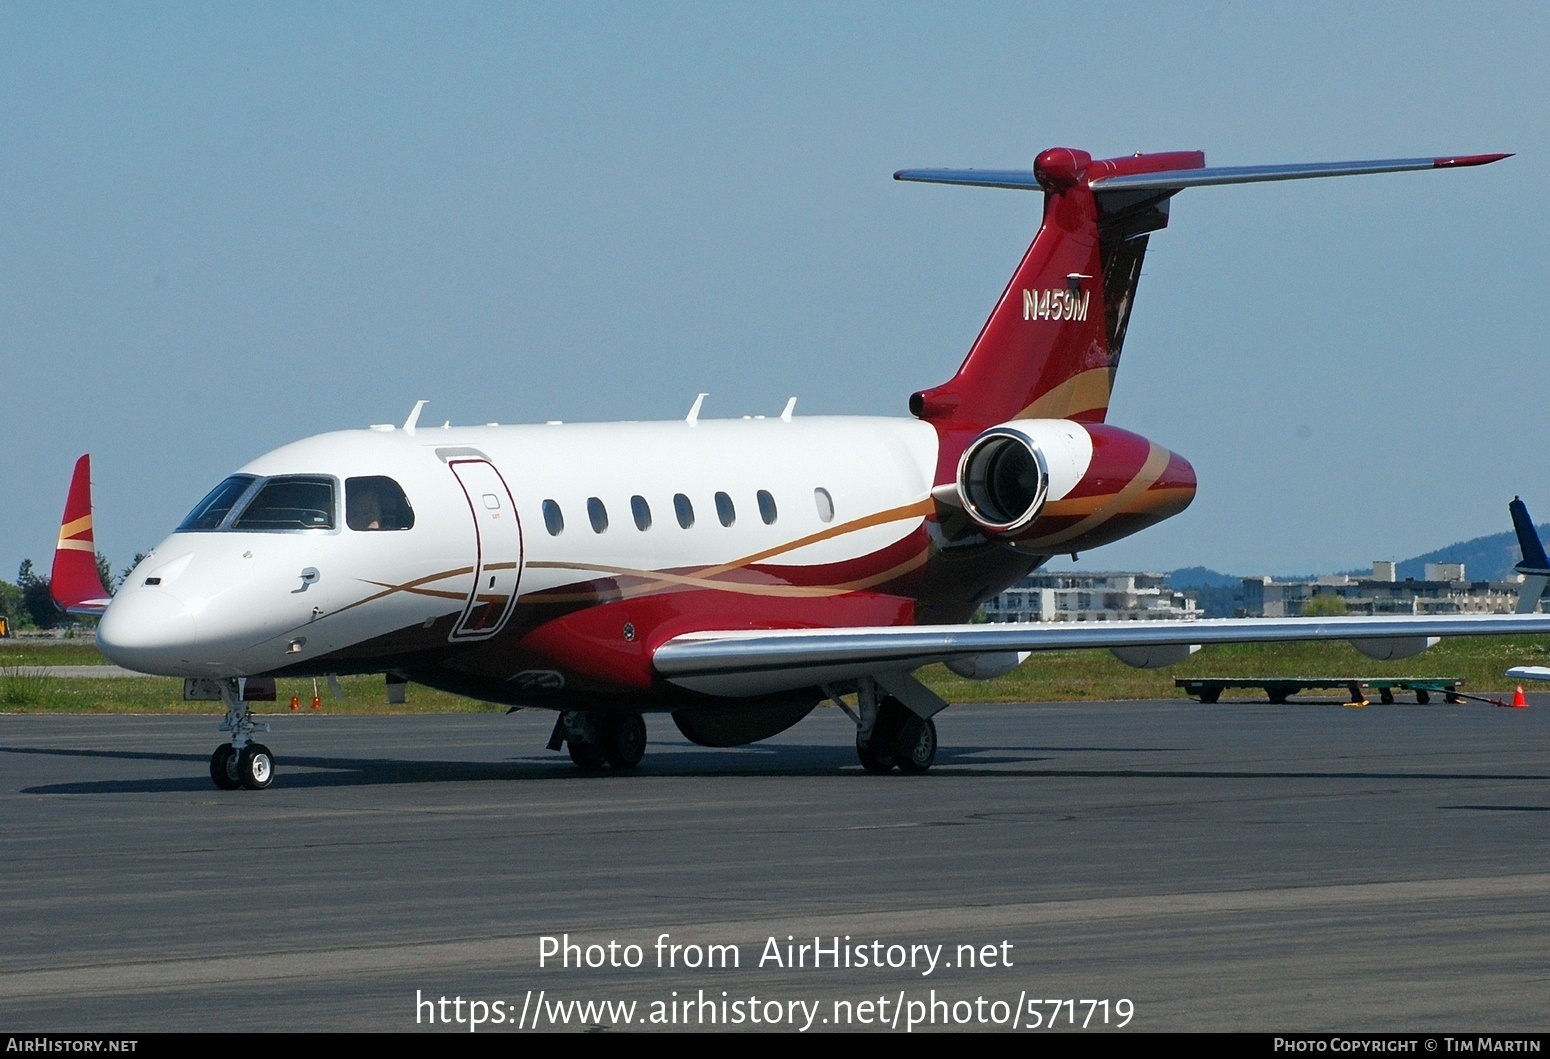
[{"left": 53, "top": 144, "right": 1550, "bottom": 791}]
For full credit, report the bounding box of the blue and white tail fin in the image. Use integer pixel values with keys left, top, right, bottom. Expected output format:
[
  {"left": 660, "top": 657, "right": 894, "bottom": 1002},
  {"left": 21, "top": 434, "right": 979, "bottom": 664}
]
[{"left": 1510, "top": 496, "right": 1550, "bottom": 614}]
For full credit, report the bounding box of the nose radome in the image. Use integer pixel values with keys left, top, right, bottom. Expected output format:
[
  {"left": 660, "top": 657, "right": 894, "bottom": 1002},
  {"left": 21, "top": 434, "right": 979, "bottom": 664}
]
[{"left": 98, "top": 589, "right": 199, "bottom": 676}]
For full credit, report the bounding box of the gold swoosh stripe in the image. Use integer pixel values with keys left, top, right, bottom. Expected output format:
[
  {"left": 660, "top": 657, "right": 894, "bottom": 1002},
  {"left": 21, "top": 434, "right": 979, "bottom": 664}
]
[
  {"left": 55, "top": 540, "right": 97, "bottom": 553},
  {"left": 527, "top": 497, "right": 933, "bottom": 598},
  {"left": 526, "top": 549, "right": 929, "bottom": 605},
  {"left": 1020, "top": 443, "right": 1172, "bottom": 549},
  {"left": 330, "top": 566, "right": 476, "bottom": 619},
  {"left": 700, "top": 497, "right": 934, "bottom": 576},
  {"left": 58, "top": 514, "right": 93, "bottom": 539},
  {"left": 1040, "top": 484, "right": 1194, "bottom": 519},
  {"left": 1016, "top": 366, "right": 1114, "bottom": 421}
]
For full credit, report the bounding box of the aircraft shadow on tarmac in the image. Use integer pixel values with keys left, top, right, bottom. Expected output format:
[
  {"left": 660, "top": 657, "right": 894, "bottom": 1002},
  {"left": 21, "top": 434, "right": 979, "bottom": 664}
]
[{"left": 3, "top": 742, "right": 1546, "bottom": 794}]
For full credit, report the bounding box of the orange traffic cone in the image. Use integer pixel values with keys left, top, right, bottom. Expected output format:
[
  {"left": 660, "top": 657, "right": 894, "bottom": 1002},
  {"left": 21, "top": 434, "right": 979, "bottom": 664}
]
[
  {"left": 311, "top": 678, "right": 322, "bottom": 711},
  {"left": 289, "top": 695, "right": 300, "bottom": 711},
  {"left": 1512, "top": 685, "right": 1529, "bottom": 709}
]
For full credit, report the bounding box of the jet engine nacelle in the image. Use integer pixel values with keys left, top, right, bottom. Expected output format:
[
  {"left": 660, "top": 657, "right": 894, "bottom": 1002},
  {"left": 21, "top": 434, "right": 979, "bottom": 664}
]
[
  {"left": 1350, "top": 636, "right": 1440, "bottom": 661},
  {"left": 951, "top": 419, "right": 1196, "bottom": 549},
  {"left": 955, "top": 420, "right": 1087, "bottom": 534}
]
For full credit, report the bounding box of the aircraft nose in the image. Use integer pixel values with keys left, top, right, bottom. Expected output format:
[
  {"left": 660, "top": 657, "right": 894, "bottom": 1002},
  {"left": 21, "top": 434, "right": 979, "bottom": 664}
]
[{"left": 98, "top": 589, "right": 199, "bottom": 675}]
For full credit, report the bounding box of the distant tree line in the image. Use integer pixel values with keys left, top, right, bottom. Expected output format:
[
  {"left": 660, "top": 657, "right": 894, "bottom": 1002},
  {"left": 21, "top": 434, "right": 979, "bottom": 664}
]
[{"left": 0, "top": 552, "right": 145, "bottom": 630}]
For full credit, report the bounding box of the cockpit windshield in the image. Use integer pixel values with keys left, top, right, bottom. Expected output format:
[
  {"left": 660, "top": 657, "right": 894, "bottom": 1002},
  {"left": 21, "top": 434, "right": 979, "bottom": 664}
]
[
  {"left": 232, "top": 476, "right": 336, "bottom": 531},
  {"left": 177, "top": 476, "right": 258, "bottom": 531}
]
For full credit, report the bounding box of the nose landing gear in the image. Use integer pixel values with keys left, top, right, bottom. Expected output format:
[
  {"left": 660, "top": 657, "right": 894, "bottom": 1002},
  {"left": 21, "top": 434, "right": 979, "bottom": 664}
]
[{"left": 210, "top": 679, "right": 275, "bottom": 790}]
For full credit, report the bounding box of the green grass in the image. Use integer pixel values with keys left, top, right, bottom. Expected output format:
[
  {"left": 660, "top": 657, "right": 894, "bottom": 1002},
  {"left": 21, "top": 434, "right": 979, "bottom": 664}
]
[
  {"left": 0, "top": 641, "right": 112, "bottom": 666},
  {"left": 2, "top": 636, "right": 1546, "bottom": 713}
]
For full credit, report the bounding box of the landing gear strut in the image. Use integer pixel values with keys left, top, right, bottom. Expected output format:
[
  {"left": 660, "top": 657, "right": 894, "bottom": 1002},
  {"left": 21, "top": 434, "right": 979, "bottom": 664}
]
[
  {"left": 550, "top": 711, "right": 647, "bottom": 770},
  {"left": 844, "top": 678, "right": 939, "bottom": 774},
  {"left": 211, "top": 679, "right": 274, "bottom": 790}
]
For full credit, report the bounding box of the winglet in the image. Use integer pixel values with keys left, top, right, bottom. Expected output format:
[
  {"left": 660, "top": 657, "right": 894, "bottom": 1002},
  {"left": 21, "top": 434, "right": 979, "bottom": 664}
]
[{"left": 50, "top": 455, "right": 113, "bottom": 615}]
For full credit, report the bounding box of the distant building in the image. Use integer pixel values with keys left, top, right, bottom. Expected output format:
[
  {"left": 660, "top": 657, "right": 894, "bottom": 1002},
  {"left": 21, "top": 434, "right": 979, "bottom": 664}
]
[
  {"left": 1242, "top": 562, "right": 1524, "bottom": 617},
  {"left": 983, "top": 571, "right": 1199, "bottom": 623}
]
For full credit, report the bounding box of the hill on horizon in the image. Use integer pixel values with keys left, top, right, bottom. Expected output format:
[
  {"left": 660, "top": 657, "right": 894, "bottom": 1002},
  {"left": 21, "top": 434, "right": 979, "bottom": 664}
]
[{"left": 1167, "top": 524, "right": 1550, "bottom": 590}]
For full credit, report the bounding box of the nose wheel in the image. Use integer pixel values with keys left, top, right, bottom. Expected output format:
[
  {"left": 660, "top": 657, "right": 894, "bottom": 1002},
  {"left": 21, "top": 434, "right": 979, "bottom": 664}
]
[{"left": 210, "top": 742, "right": 274, "bottom": 789}]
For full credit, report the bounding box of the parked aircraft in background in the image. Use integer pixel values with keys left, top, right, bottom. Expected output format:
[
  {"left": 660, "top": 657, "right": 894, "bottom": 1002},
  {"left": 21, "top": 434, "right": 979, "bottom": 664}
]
[
  {"left": 1504, "top": 496, "right": 1550, "bottom": 684},
  {"left": 54, "top": 144, "right": 1548, "bottom": 791}
]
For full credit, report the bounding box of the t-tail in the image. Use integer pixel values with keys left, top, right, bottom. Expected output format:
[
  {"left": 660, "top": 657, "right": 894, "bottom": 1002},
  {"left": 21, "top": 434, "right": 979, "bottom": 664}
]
[
  {"left": 898, "top": 148, "right": 1510, "bottom": 426},
  {"left": 51, "top": 454, "right": 113, "bottom": 614}
]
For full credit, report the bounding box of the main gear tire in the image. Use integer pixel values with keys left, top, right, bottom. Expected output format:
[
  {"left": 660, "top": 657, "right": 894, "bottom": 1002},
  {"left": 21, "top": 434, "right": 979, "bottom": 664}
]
[
  {"left": 605, "top": 714, "right": 647, "bottom": 768},
  {"left": 893, "top": 714, "right": 937, "bottom": 773}
]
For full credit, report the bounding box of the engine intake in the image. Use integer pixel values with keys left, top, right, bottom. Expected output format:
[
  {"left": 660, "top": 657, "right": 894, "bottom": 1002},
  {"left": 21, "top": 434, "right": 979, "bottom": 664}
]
[{"left": 957, "top": 427, "right": 1050, "bottom": 533}]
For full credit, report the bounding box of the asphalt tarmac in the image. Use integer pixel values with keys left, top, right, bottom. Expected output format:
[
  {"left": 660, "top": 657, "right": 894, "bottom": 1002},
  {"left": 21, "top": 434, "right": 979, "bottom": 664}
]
[{"left": 2, "top": 699, "right": 1548, "bottom": 1033}]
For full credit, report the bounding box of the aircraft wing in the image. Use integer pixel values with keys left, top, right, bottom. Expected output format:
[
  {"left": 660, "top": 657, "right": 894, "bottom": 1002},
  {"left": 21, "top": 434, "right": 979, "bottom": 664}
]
[{"left": 654, "top": 614, "right": 1550, "bottom": 697}]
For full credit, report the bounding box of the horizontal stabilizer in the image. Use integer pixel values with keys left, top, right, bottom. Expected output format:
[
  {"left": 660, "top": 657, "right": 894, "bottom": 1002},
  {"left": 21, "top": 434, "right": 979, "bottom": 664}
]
[{"left": 894, "top": 153, "right": 1510, "bottom": 194}]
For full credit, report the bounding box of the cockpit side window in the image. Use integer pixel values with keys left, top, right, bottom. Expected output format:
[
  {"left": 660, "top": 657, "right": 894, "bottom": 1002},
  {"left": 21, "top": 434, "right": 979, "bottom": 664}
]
[
  {"left": 177, "top": 475, "right": 258, "bottom": 531},
  {"left": 346, "top": 476, "right": 415, "bottom": 531},
  {"left": 232, "top": 476, "right": 336, "bottom": 531}
]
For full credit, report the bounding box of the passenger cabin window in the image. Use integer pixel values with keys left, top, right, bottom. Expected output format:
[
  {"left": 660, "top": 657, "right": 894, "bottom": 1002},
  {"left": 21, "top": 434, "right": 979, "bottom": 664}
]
[
  {"left": 814, "top": 487, "right": 835, "bottom": 523},
  {"left": 346, "top": 476, "right": 414, "bottom": 531},
  {"left": 178, "top": 475, "right": 257, "bottom": 531},
  {"left": 757, "top": 489, "right": 777, "bottom": 525},
  {"left": 674, "top": 493, "right": 695, "bottom": 529},
  {"left": 715, "top": 491, "right": 736, "bottom": 527},
  {"left": 587, "top": 497, "right": 609, "bottom": 533},
  {"left": 232, "top": 476, "right": 335, "bottom": 531},
  {"left": 631, "top": 495, "right": 652, "bottom": 531},
  {"left": 542, "top": 500, "right": 564, "bottom": 536}
]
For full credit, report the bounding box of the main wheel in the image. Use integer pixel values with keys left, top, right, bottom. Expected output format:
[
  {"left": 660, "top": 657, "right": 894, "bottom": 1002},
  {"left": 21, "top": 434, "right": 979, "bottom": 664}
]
[
  {"left": 856, "top": 735, "right": 895, "bottom": 773},
  {"left": 210, "top": 745, "right": 241, "bottom": 790},
  {"left": 568, "top": 739, "right": 607, "bottom": 769},
  {"left": 893, "top": 714, "right": 937, "bottom": 773},
  {"left": 605, "top": 713, "right": 647, "bottom": 768},
  {"left": 239, "top": 743, "right": 274, "bottom": 790}
]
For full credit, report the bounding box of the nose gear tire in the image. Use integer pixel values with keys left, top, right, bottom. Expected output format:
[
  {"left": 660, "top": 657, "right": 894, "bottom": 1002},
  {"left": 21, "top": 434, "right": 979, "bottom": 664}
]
[
  {"left": 210, "top": 745, "right": 241, "bottom": 790},
  {"left": 239, "top": 744, "right": 274, "bottom": 789}
]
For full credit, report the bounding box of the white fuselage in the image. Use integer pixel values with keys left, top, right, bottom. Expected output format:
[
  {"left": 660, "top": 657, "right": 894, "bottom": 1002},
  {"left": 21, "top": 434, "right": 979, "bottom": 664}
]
[{"left": 98, "top": 415, "right": 946, "bottom": 679}]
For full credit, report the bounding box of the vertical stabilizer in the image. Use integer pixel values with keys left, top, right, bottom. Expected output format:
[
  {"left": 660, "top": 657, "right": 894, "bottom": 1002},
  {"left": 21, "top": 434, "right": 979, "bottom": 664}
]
[
  {"left": 897, "top": 146, "right": 1509, "bottom": 427},
  {"left": 905, "top": 148, "right": 1202, "bottom": 425},
  {"left": 51, "top": 454, "right": 113, "bottom": 614}
]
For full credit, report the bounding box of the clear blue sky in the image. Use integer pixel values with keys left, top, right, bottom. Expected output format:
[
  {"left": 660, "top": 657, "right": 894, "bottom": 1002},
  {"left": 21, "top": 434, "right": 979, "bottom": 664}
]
[{"left": 3, "top": 2, "right": 1546, "bottom": 581}]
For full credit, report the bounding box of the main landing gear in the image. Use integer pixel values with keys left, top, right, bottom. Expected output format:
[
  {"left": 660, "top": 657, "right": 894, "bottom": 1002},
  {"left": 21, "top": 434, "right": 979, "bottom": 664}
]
[
  {"left": 211, "top": 680, "right": 275, "bottom": 790},
  {"left": 835, "top": 676, "right": 943, "bottom": 774},
  {"left": 549, "top": 711, "right": 647, "bottom": 770}
]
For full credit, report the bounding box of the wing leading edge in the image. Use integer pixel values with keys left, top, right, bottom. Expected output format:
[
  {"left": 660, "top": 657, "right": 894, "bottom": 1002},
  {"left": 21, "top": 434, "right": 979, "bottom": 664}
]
[{"left": 654, "top": 614, "right": 1550, "bottom": 698}]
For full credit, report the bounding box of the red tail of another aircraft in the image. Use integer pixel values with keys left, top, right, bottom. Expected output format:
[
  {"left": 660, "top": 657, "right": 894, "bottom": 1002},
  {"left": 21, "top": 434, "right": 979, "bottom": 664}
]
[
  {"left": 51, "top": 454, "right": 113, "bottom": 614},
  {"left": 899, "top": 147, "right": 1509, "bottom": 427}
]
